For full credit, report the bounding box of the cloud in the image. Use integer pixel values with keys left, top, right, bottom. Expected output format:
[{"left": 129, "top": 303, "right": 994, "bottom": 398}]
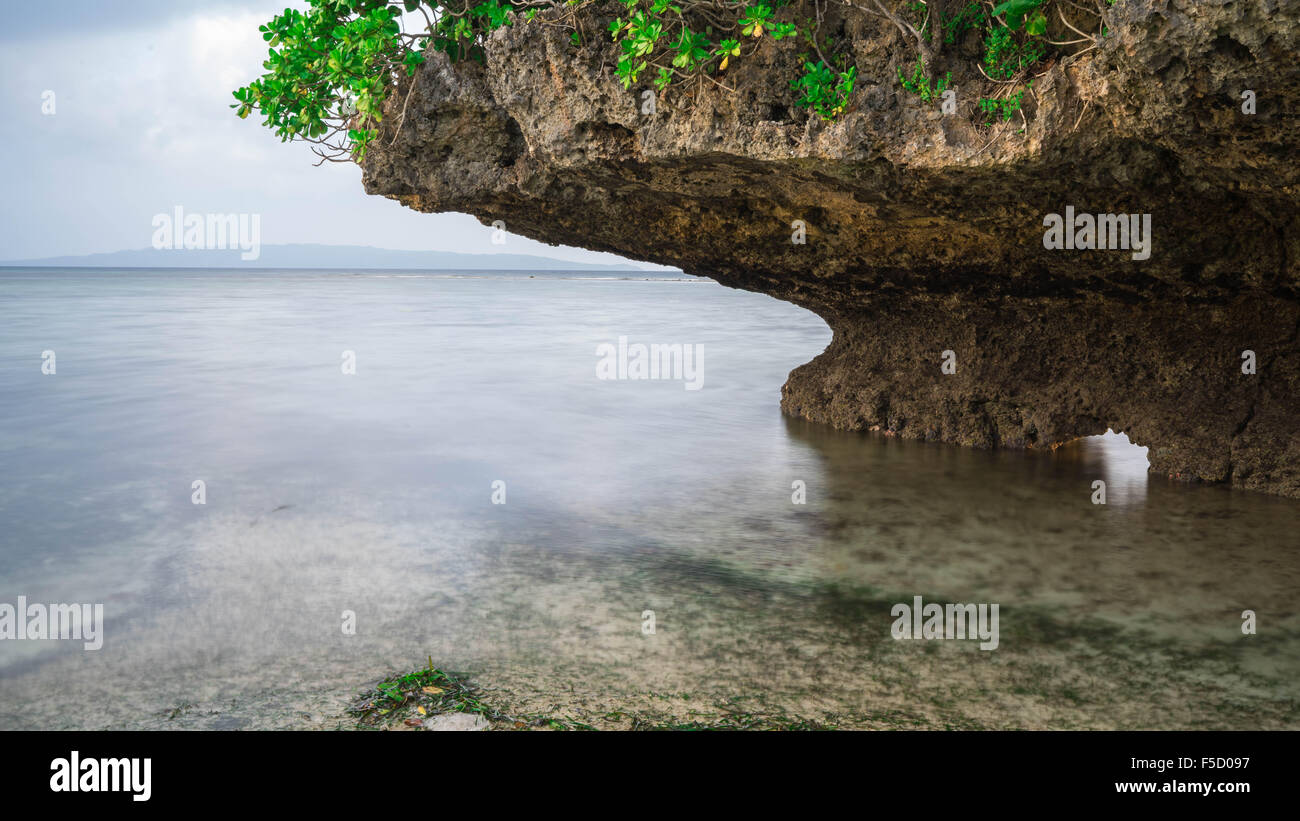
[
  {"left": 0, "top": 0, "right": 278, "bottom": 42},
  {"left": 0, "top": 1, "right": 653, "bottom": 268}
]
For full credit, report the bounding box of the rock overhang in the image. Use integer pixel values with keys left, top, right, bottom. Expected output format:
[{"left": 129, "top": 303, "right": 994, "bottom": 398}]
[{"left": 362, "top": 0, "right": 1300, "bottom": 496}]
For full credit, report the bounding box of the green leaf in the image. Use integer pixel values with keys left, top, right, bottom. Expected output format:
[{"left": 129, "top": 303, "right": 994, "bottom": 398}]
[{"left": 991, "top": 0, "right": 1043, "bottom": 29}]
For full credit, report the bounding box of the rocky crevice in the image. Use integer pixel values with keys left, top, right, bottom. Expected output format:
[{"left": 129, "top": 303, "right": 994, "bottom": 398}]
[{"left": 362, "top": 0, "right": 1300, "bottom": 497}]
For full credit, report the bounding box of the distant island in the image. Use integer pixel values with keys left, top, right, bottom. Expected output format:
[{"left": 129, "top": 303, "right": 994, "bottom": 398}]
[{"left": 2, "top": 244, "right": 684, "bottom": 273}]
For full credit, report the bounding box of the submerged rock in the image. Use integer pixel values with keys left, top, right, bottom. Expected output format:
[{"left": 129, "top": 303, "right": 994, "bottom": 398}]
[
  {"left": 362, "top": 0, "right": 1300, "bottom": 497},
  {"left": 422, "top": 712, "right": 491, "bottom": 732}
]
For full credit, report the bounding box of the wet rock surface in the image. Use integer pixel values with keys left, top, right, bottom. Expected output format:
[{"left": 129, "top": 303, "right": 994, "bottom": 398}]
[
  {"left": 362, "top": 0, "right": 1300, "bottom": 496},
  {"left": 422, "top": 712, "right": 491, "bottom": 731}
]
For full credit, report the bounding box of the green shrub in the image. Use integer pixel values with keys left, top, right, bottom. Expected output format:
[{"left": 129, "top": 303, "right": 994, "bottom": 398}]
[
  {"left": 793, "top": 61, "right": 857, "bottom": 120},
  {"left": 897, "top": 56, "right": 950, "bottom": 103},
  {"left": 232, "top": 1, "right": 525, "bottom": 161},
  {"left": 232, "top": 1, "right": 1105, "bottom": 159},
  {"left": 982, "top": 24, "right": 1046, "bottom": 80}
]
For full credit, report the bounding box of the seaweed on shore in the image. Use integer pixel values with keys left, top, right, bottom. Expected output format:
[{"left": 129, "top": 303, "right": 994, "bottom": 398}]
[
  {"left": 347, "top": 658, "right": 511, "bottom": 729},
  {"left": 345, "top": 659, "right": 842, "bottom": 730}
]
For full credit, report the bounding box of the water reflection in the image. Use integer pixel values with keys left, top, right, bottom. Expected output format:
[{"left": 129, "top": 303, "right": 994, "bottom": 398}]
[
  {"left": 1054, "top": 430, "right": 1150, "bottom": 507},
  {"left": 783, "top": 416, "right": 1300, "bottom": 654}
]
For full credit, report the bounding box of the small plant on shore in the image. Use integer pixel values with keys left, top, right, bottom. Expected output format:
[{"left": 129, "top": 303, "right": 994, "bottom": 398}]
[
  {"left": 347, "top": 660, "right": 847, "bottom": 730},
  {"left": 348, "top": 658, "right": 505, "bottom": 728}
]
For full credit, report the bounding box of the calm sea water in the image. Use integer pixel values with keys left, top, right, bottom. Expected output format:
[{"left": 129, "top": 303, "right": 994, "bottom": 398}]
[{"left": 0, "top": 268, "right": 1297, "bottom": 729}]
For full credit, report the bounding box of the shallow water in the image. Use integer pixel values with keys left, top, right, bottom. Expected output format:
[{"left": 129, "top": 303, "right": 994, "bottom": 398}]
[{"left": 0, "top": 268, "right": 1296, "bottom": 729}]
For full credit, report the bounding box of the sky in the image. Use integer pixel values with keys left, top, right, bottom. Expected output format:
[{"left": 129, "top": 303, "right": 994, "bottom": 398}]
[{"left": 0, "top": 0, "right": 651, "bottom": 267}]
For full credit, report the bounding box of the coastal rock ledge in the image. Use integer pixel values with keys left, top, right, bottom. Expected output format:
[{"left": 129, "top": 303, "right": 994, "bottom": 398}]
[{"left": 362, "top": 0, "right": 1300, "bottom": 497}]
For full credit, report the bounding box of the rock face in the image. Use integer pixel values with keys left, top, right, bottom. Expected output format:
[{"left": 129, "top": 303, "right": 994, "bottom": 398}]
[{"left": 362, "top": 0, "right": 1300, "bottom": 497}]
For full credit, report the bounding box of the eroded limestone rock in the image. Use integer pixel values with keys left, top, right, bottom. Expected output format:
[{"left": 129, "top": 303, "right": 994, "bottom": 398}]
[{"left": 362, "top": 0, "right": 1300, "bottom": 496}]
